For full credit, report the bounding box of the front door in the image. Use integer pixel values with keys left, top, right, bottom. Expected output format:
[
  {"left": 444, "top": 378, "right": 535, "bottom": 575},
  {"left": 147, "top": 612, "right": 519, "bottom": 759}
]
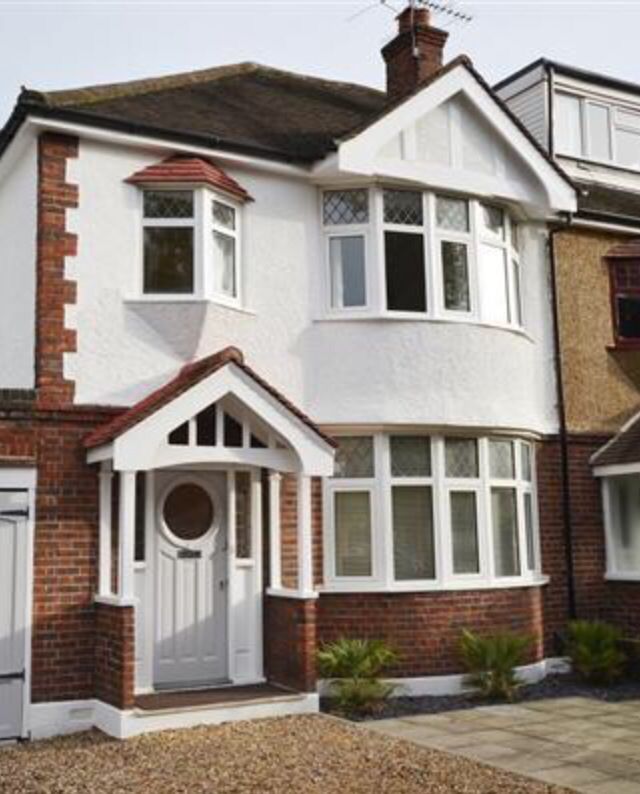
[
  {"left": 0, "top": 490, "right": 29, "bottom": 740},
  {"left": 154, "top": 474, "right": 228, "bottom": 688}
]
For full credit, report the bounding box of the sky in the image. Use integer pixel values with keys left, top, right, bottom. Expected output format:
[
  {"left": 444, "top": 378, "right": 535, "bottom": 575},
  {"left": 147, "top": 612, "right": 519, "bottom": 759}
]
[{"left": 2, "top": 0, "right": 640, "bottom": 126}]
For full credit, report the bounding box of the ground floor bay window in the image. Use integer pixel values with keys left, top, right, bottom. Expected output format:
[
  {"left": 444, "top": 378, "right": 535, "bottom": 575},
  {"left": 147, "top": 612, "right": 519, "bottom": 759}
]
[
  {"left": 602, "top": 474, "right": 640, "bottom": 579},
  {"left": 324, "top": 433, "right": 543, "bottom": 591}
]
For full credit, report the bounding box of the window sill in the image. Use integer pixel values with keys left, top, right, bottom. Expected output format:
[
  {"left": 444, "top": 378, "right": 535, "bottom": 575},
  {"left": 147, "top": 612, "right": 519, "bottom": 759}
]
[
  {"left": 314, "top": 314, "right": 533, "bottom": 341},
  {"left": 318, "top": 575, "right": 549, "bottom": 594},
  {"left": 605, "top": 572, "right": 640, "bottom": 582},
  {"left": 124, "top": 296, "right": 256, "bottom": 315}
]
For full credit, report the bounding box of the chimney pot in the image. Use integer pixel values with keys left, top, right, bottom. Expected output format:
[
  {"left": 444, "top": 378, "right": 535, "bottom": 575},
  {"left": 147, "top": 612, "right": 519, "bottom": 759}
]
[{"left": 382, "top": 3, "right": 449, "bottom": 101}]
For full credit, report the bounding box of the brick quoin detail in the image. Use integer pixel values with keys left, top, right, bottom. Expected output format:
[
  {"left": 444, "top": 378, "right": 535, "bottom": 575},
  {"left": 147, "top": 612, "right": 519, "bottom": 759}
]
[
  {"left": 95, "top": 603, "right": 135, "bottom": 710},
  {"left": 36, "top": 132, "right": 79, "bottom": 410}
]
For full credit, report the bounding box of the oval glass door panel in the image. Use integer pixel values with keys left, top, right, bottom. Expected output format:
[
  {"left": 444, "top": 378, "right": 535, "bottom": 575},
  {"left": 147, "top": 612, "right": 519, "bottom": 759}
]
[{"left": 163, "top": 483, "right": 213, "bottom": 541}]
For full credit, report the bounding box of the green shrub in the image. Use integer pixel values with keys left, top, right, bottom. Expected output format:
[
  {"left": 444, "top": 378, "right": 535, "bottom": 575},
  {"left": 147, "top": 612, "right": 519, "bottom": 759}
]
[
  {"left": 317, "top": 638, "right": 399, "bottom": 716},
  {"left": 459, "top": 628, "right": 533, "bottom": 702},
  {"left": 566, "top": 620, "right": 626, "bottom": 685}
]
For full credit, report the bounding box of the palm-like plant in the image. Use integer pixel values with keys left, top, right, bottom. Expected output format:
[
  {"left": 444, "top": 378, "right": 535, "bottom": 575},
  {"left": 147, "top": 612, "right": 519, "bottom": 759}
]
[
  {"left": 566, "top": 620, "right": 626, "bottom": 685},
  {"left": 459, "top": 629, "right": 532, "bottom": 702},
  {"left": 317, "top": 638, "right": 399, "bottom": 716}
]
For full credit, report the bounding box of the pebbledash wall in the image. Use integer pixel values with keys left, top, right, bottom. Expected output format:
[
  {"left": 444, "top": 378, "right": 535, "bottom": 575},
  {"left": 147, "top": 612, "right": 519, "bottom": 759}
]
[{"left": 0, "top": 126, "right": 579, "bottom": 714}]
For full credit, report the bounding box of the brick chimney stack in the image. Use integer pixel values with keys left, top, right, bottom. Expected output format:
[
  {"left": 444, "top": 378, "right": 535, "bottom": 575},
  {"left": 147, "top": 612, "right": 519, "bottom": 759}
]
[{"left": 382, "top": 4, "right": 449, "bottom": 101}]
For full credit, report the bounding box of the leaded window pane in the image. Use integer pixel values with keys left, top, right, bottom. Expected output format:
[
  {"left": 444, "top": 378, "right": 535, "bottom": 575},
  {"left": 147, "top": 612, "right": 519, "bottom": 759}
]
[
  {"left": 213, "top": 231, "right": 237, "bottom": 297},
  {"left": 213, "top": 200, "right": 236, "bottom": 230},
  {"left": 334, "top": 437, "right": 374, "bottom": 478},
  {"left": 383, "top": 189, "right": 423, "bottom": 226},
  {"left": 489, "top": 439, "right": 515, "bottom": 479},
  {"left": 491, "top": 487, "right": 520, "bottom": 577},
  {"left": 235, "top": 472, "right": 252, "bottom": 559},
  {"left": 335, "top": 491, "right": 372, "bottom": 577},
  {"left": 390, "top": 436, "right": 431, "bottom": 477},
  {"left": 392, "top": 485, "right": 435, "bottom": 580},
  {"left": 144, "top": 190, "right": 193, "bottom": 219},
  {"left": 451, "top": 491, "right": 480, "bottom": 574},
  {"left": 442, "top": 241, "right": 470, "bottom": 311},
  {"left": 445, "top": 438, "right": 478, "bottom": 478},
  {"left": 481, "top": 204, "right": 505, "bottom": 238},
  {"left": 436, "top": 196, "right": 469, "bottom": 232},
  {"left": 323, "top": 190, "right": 369, "bottom": 225},
  {"left": 143, "top": 227, "right": 194, "bottom": 293}
]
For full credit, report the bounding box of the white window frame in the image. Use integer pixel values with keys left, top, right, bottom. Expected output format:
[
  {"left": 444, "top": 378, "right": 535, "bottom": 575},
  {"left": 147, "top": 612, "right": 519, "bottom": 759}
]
[
  {"left": 323, "top": 432, "right": 545, "bottom": 593},
  {"left": 320, "top": 187, "right": 524, "bottom": 331},
  {"left": 137, "top": 186, "right": 243, "bottom": 307},
  {"left": 601, "top": 474, "right": 640, "bottom": 581}
]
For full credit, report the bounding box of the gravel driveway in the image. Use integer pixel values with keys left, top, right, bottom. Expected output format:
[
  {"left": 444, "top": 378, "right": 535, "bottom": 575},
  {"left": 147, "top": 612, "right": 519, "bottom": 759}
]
[{"left": 0, "top": 714, "right": 572, "bottom": 794}]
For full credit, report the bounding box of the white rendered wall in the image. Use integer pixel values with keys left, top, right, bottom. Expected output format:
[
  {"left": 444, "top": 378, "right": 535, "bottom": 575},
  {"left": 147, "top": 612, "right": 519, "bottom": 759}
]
[
  {"left": 66, "top": 138, "right": 558, "bottom": 435},
  {"left": 0, "top": 137, "right": 37, "bottom": 389}
]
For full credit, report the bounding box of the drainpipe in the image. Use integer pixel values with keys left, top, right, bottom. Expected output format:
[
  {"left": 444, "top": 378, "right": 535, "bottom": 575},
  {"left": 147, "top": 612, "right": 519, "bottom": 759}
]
[{"left": 548, "top": 221, "right": 577, "bottom": 621}]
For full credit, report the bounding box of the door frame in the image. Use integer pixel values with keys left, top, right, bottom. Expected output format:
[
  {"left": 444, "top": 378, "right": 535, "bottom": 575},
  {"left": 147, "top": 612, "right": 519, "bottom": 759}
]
[
  {"left": 153, "top": 471, "right": 228, "bottom": 688},
  {"left": 0, "top": 467, "right": 36, "bottom": 741}
]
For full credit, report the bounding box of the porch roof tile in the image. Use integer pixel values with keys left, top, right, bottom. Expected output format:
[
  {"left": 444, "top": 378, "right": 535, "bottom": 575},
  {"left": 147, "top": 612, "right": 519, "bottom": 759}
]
[
  {"left": 592, "top": 408, "right": 640, "bottom": 468},
  {"left": 84, "top": 346, "right": 336, "bottom": 450},
  {"left": 126, "top": 155, "right": 253, "bottom": 202}
]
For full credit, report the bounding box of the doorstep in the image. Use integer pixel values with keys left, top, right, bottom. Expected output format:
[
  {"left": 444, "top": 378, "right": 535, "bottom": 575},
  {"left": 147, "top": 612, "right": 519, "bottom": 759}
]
[{"left": 134, "top": 684, "right": 304, "bottom": 714}]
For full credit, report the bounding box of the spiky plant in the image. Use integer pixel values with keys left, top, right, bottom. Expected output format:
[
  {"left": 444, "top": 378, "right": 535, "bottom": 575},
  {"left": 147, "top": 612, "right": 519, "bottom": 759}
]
[
  {"left": 566, "top": 620, "right": 626, "bottom": 685},
  {"left": 459, "top": 628, "right": 533, "bottom": 702}
]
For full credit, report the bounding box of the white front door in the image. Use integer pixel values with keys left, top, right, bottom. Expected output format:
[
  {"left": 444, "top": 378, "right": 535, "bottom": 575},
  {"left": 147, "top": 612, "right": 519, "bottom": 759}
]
[
  {"left": 154, "top": 474, "right": 228, "bottom": 688},
  {"left": 0, "top": 490, "right": 29, "bottom": 740}
]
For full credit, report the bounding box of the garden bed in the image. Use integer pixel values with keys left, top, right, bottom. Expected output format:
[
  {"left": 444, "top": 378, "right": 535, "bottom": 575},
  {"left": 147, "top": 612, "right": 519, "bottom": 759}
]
[{"left": 321, "top": 673, "right": 640, "bottom": 721}]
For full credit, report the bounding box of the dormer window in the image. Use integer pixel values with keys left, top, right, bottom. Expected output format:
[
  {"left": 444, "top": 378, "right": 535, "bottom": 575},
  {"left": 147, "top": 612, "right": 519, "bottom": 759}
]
[
  {"left": 127, "top": 156, "right": 251, "bottom": 305},
  {"left": 321, "top": 186, "right": 523, "bottom": 330}
]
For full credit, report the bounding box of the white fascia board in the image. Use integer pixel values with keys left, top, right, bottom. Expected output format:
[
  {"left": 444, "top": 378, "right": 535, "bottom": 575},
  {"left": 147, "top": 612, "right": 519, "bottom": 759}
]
[
  {"left": 338, "top": 66, "right": 576, "bottom": 214},
  {"left": 593, "top": 463, "right": 640, "bottom": 478},
  {"left": 25, "top": 117, "right": 311, "bottom": 180},
  {"left": 111, "top": 364, "right": 334, "bottom": 475}
]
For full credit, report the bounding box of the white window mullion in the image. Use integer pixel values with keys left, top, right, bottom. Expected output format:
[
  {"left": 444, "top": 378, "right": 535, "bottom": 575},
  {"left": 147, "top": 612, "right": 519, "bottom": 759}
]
[
  {"left": 479, "top": 438, "right": 495, "bottom": 580},
  {"left": 378, "top": 434, "right": 394, "bottom": 588},
  {"left": 433, "top": 436, "right": 449, "bottom": 587},
  {"left": 198, "top": 188, "right": 212, "bottom": 299}
]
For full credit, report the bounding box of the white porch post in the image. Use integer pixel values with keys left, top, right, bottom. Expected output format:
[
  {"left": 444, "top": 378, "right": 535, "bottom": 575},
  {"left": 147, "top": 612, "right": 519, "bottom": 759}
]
[
  {"left": 269, "top": 472, "right": 282, "bottom": 591},
  {"left": 118, "top": 470, "right": 137, "bottom": 601},
  {"left": 98, "top": 463, "right": 113, "bottom": 597},
  {"left": 296, "top": 473, "right": 314, "bottom": 597}
]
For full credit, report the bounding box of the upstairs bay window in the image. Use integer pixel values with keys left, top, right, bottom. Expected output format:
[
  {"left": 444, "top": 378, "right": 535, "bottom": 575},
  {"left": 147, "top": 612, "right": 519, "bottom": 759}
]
[
  {"left": 324, "top": 433, "right": 541, "bottom": 591},
  {"left": 322, "top": 188, "right": 523, "bottom": 329},
  {"left": 141, "top": 188, "right": 241, "bottom": 304}
]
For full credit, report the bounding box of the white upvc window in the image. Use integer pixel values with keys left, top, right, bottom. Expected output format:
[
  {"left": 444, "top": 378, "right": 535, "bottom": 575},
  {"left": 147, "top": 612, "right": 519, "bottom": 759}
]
[
  {"left": 602, "top": 474, "right": 640, "bottom": 580},
  {"left": 140, "top": 187, "right": 242, "bottom": 305},
  {"left": 321, "top": 187, "right": 524, "bottom": 330},
  {"left": 324, "top": 433, "right": 542, "bottom": 592},
  {"left": 555, "top": 90, "right": 640, "bottom": 171}
]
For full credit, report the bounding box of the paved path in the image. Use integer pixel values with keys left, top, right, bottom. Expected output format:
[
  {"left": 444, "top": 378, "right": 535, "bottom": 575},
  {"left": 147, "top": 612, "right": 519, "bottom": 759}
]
[{"left": 367, "top": 697, "right": 640, "bottom": 793}]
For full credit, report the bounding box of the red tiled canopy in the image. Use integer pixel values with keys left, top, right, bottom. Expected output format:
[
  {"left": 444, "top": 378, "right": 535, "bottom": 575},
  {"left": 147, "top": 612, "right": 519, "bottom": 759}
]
[
  {"left": 85, "top": 346, "right": 335, "bottom": 450},
  {"left": 126, "top": 155, "right": 253, "bottom": 202}
]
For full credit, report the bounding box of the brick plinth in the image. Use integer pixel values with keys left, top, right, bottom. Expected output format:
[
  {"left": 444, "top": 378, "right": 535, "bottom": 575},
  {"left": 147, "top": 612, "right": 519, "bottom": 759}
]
[
  {"left": 264, "top": 596, "right": 317, "bottom": 691},
  {"left": 317, "top": 587, "right": 545, "bottom": 677},
  {"left": 95, "top": 603, "right": 135, "bottom": 709}
]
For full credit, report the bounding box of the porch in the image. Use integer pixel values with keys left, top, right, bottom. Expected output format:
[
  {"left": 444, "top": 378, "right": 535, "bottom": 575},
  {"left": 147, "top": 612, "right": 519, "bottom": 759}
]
[{"left": 84, "top": 347, "right": 335, "bottom": 733}]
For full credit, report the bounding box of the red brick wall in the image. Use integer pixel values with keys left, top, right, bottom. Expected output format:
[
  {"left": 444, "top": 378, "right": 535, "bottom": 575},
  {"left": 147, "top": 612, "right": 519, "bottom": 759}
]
[
  {"left": 279, "top": 474, "right": 323, "bottom": 589},
  {"left": 36, "top": 133, "right": 78, "bottom": 410},
  {"left": 317, "top": 587, "right": 545, "bottom": 677},
  {"left": 94, "top": 603, "right": 135, "bottom": 709},
  {"left": 264, "top": 596, "right": 317, "bottom": 691}
]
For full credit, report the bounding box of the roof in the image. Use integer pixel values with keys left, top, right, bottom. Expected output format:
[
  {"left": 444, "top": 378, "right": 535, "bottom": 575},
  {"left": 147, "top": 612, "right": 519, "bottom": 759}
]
[
  {"left": 575, "top": 180, "right": 640, "bottom": 228},
  {"left": 592, "top": 410, "right": 640, "bottom": 468},
  {"left": 495, "top": 57, "right": 640, "bottom": 99},
  {"left": 84, "top": 346, "right": 336, "bottom": 450},
  {"left": 127, "top": 155, "right": 252, "bottom": 202},
  {"left": 13, "top": 62, "right": 387, "bottom": 164}
]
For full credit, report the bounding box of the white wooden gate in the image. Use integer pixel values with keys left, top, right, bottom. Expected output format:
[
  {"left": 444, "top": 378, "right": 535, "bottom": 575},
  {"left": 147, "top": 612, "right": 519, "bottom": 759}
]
[{"left": 0, "top": 489, "right": 29, "bottom": 741}]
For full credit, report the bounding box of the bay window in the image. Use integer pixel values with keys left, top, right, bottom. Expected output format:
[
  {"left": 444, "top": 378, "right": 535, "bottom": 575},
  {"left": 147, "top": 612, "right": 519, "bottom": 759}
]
[
  {"left": 325, "top": 434, "right": 542, "bottom": 590},
  {"left": 321, "top": 188, "right": 523, "bottom": 329},
  {"left": 140, "top": 188, "right": 242, "bottom": 305}
]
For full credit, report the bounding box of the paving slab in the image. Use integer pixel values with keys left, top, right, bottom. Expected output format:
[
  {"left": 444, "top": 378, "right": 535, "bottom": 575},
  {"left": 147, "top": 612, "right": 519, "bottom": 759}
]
[{"left": 369, "top": 696, "right": 640, "bottom": 793}]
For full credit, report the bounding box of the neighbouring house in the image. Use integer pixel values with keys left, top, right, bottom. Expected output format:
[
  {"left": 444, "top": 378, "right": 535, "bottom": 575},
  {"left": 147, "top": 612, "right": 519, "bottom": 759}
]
[
  {"left": 497, "top": 61, "right": 640, "bottom": 638},
  {"left": 0, "top": 6, "right": 581, "bottom": 742}
]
